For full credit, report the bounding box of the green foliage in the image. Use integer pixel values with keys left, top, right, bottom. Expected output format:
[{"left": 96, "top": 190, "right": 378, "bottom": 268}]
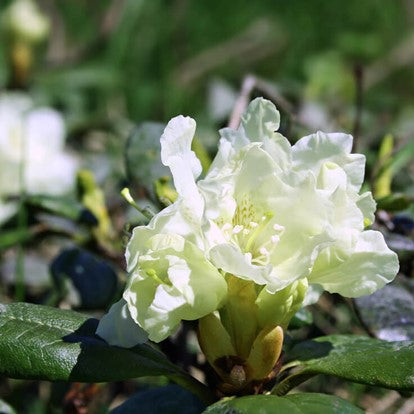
[
  {"left": 203, "top": 394, "right": 363, "bottom": 414},
  {"left": 125, "top": 122, "right": 170, "bottom": 200},
  {"left": 1, "top": 0, "right": 414, "bottom": 411},
  {"left": 26, "top": 194, "right": 97, "bottom": 224},
  {"left": 374, "top": 134, "right": 394, "bottom": 199},
  {"left": 0, "top": 302, "right": 179, "bottom": 381},
  {"left": 0, "top": 228, "right": 33, "bottom": 251},
  {"left": 272, "top": 335, "right": 414, "bottom": 395},
  {"left": 0, "top": 302, "right": 213, "bottom": 404}
]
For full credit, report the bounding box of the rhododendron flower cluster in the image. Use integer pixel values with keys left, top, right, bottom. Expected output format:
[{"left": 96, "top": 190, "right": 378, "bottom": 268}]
[{"left": 98, "top": 98, "right": 398, "bottom": 358}]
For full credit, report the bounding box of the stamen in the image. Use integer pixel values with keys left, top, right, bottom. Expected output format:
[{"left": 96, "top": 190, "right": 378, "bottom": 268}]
[
  {"left": 249, "top": 221, "right": 259, "bottom": 228},
  {"left": 271, "top": 235, "right": 280, "bottom": 243},
  {"left": 259, "top": 247, "right": 269, "bottom": 256},
  {"left": 233, "top": 225, "right": 243, "bottom": 234},
  {"left": 273, "top": 223, "right": 284, "bottom": 232},
  {"left": 245, "top": 212, "right": 274, "bottom": 252},
  {"left": 242, "top": 228, "right": 250, "bottom": 235},
  {"left": 146, "top": 268, "right": 165, "bottom": 285}
]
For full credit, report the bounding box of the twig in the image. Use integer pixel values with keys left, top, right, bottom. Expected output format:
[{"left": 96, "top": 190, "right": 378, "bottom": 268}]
[
  {"left": 228, "top": 74, "right": 299, "bottom": 130},
  {"left": 228, "top": 75, "right": 256, "bottom": 129}
]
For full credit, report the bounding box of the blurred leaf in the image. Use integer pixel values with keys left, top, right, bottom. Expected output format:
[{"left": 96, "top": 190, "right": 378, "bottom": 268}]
[
  {"left": 192, "top": 137, "right": 212, "bottom": 174},
  {"left": 0, "top": 399, "right": 16, "bottom": 414},
  {"left": 111, "top": 385, "right": 206, "bottom": 414},
  {"left": 289, "top": 308, "right": 313, "bottom": 329},
  {"left": 125, "top": 122, "right": 172, "bottom": 200},
  {"left": 375, "top": 139, "right": 414, "bottom": 185},
  {"left": 0, "top": 302, "right": 211, "bottom": 403},
  {"left": 355, "top": 282, "right": 414, "bottom": 341},
  {"left": 1, "top": 251, "right": 51, "bottom": 289},
  {"left": 0, "top": 228, "right": 33, "bottom": 251},
  {"left": 374, "top": 134, "right": 393, "bottom": 199},
  {"left": 77, "top": 170, "right": 118, "bottom": 252},
  {"left": 273, "top": 335, "right": 414, "bottom": 395},
  {"left": 154, "top": 177, "right": 178, "bottom": 206},
  {"left": 383, "top": 233, "right": 414, "bottom": 252},
  {"left": 203, "top": 394, "right": 363, "bottom": 414},
  {"left": 50, "top": 247, "right": 118, "bottom": 309},
  {"left": 26, "top": 194, "right": 97, "bottom": 225},
  {"left": 376, "top": 193, "right": 412, "bottom": 212},
  {"left": 338, "top": 32, "right": 383, "bottom": 63},
  {"left": 391, "top": 215, "right": 414, "bottom": 235},
  {"left": 389, "top": 139, "right": 414, "bottom": 176},
  {"left": 304, "top": 51, "right": 354, "bottom": 103}
]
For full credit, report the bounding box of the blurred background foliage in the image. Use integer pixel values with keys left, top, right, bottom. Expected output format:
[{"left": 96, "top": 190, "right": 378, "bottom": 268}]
[{"left": 0, "top": 0, "right": 414, "bottom": 413}]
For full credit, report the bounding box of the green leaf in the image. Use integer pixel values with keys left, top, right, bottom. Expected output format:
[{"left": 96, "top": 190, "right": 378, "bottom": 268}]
[
  {"left": 376, "top": 193, "right": 412, "bottom": 212},
  {"left": 374, "top": 134, "right": 393, "bottom": 199},
  {"left": 355, "top": 281, "right": 414, "bottom": 341},
  {"left": 50, "top": 247, "right": 118, "bottom": 309},
  {"left": 125, "top": 122, "right": 171, "bottom": 200},
  {"left": 0, "top": 302, "right": 213, "bottom": 403},
  {"left": 0, "top": 228, "right": 33, "bottom": 251},
  {"left": 77, "top": 170, "right": 118, "bottom": 252},
  {"left": 272, "top": 335, "right": 414, "bottom": 395},
  {"left": 203, "top": 393, "right": 363, "bottom": 414},
  {"left": 111, "top": 385, "right": 206, "bottom": 414},
  {"left": 26, "top": 194, "right": 97, "bottom": 224}
]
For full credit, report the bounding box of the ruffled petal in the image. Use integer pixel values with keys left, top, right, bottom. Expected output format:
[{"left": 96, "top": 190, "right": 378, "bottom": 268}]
[
  {"left": 125, "top": 234, "right": 227, "bottom": 342},
  {"left": 160, "top": 116, "right": 204, "bottom": 219},
  {"left": 209, "top": 243, "right": 272, "bottom": 286},
  {"left": 308, "top": 230, "right": 399, "bottom": 297},
  {"left": 241, "top": 97, "right": 280, "bottom": 141},
  {"left": 292, "top": 131, "right": 365, "bottom": 191}
]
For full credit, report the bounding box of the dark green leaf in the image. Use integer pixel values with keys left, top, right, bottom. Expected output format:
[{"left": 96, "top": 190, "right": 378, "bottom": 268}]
[
  {"left": 26, "top": 194, "right": 97, "bottom": 224},
  {"left": 111, "top": 385, "right": 206, "bottom": 414},
  {"left": 203, "top": 393, "right": 363, "bottom": 414},
  {"left": 355, "top": 282, "right": 414, "bottom": 341},
  {"left": 0, "top": 302, "right": 179, "bottom": 381},
  {"left": 376, "top": 193, "right": 412, "bottom": 212},
  {"left": 0, "top": 302, "right": 212, "bottom": 403},
  {"left": 125, "top": 122, "right": 170, "bottom": 199},
  {"left": 273, "top": 335, "right": 414, "bottom": 395},
  {"left": 50, "top": 247, "right": 118, "bottom": 309}
]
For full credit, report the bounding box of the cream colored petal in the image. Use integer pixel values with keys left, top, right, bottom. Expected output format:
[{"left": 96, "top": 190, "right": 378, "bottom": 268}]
[
  {"left": 96, "top": 299, "right": 148, "bottom": 347},
  {"left": 308, "top": 230, "right": 399, "bottom": 297}
]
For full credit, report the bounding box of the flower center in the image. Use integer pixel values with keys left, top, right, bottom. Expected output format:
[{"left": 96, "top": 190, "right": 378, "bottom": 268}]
[{"left": 219, "top": 195, "right": 284, "bottom": 265}]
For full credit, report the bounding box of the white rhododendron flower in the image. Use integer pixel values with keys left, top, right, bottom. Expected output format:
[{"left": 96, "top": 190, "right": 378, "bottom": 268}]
[
  {"left": 97, "top": 97, "right": 399, "bottom": 347},
  {"left": 0, "top": 93, "right": 78, "bottom": 224}
]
